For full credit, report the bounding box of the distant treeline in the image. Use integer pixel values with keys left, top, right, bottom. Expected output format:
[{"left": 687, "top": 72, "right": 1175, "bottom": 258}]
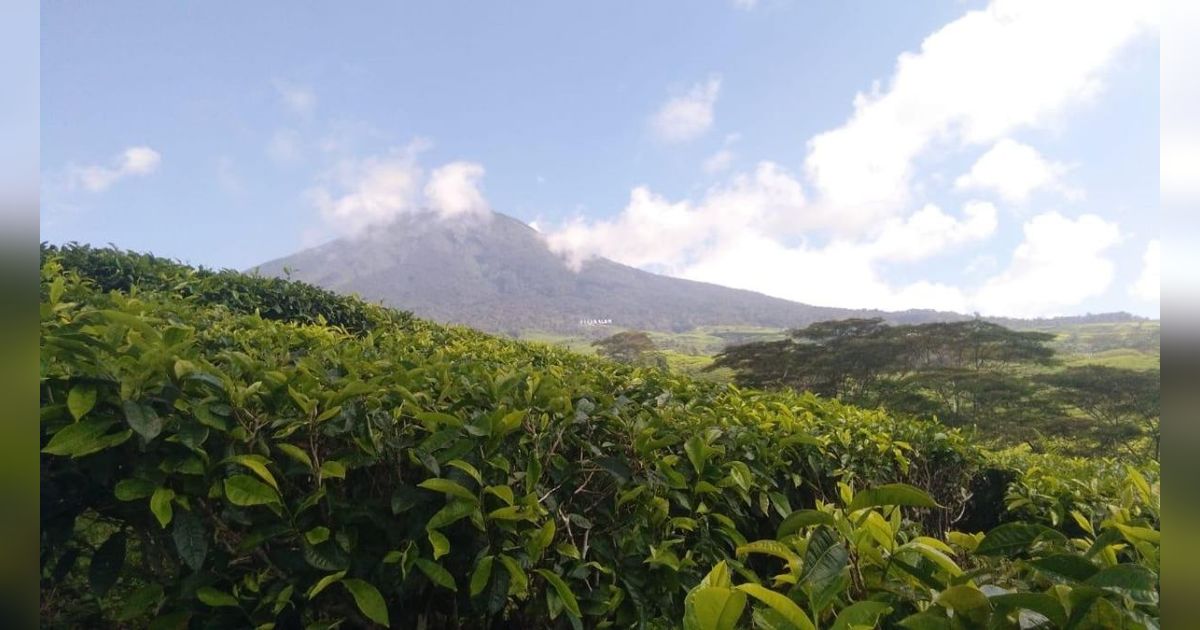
[{"left": 709, "top": 318, "right": 1159, "bottom": 459}]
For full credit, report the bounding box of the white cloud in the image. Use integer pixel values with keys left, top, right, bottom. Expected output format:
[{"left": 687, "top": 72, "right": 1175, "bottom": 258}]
[
  {"left": 543, "top": 0, "right": 1152, "bottom": 317},
  {"left": 307, "top": 140, "right": 492, "bottom": 236},
  {"left": 70, "top": 146, "right": 161, "bottom": 192},
  {"left": 307, "top": 141, "right": 427, "bottom": 235},
  {"left": 867, "top": 201, "right": 998, "bottom": 262},
  {"left": 425, "top": 161, "right": 490, "bottom": 218},
  {"left": 703, "top": 133, "right": 741, "bottom": 174},
  {"left": 1130, "top": 239, "right": 1160, "bottom": 302},
  {"left": 732, "top": 0, "right": 759, "bottom": 10},
  {"left": 703, "top": 149, "right": 735, "bottom": 174},
  {"left": 274, "top": 79, "right": 316, "bottom": 117},
  {"left": 973, "top": 212, "right": 1121, "bottom": 316},
  {"left": 540, "top": 163, "right": 994, "bottom": 313},
  {"left": 955, "top": 138, "right": 1077, "bottom": 202},
  {"left": 804, "top": 0, "right": 1156, "bottom": 219},
  {"left": 650, "top": 75, "right": 722, "bottom": 143}
]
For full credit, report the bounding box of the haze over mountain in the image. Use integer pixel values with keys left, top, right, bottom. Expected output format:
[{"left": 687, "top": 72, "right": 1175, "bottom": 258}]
[{"left": 250, "top": 212, "right": 1144, "bottom": 337}]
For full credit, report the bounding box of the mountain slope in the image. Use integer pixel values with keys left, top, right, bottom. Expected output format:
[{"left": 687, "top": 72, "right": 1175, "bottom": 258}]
[{"left": 250, "top": 211, "right": 965, "bottom": 334}]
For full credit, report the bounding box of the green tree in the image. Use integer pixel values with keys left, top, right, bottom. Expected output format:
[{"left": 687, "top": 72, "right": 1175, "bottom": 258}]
[
  {"left": 592, "top": 330, "right": 666, "bottom": 367},
  {"left": 710, "top": 318, "right": 1064, "bottom": 445},
  {"left": 1037, "top": 366, "right": 1160, "bottom": 458}
]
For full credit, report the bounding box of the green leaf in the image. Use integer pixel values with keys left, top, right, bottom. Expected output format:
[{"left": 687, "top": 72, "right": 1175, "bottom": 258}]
[
  {"left": 118, "top": 583, "right": 164, "bottom": 621},
  {"left": 171, "top": 509, "right": 208, "bottom": 571},
  {"left": 228, "top": 454, "right": 280, "bottom": 491},
  {"left": 897, "top": 541, "right": 962, "bottom": 577},
  {"left": 275, "top": 443, "right": 313, "bottom": 468},
  {"left": 684, "top": 435, "right": 724, "bottom": 475},
  {"left": 525, "top": 452, "right": 542, "bottom": 495},
  {"left": 447, "top": 459, "right": 483, "bottom": 484},
  {"left": 115, "top": 478, "right": 157, "bottom": 501},
  {"left": 498, "top": 554, "right": 528, "bottom": 595},
  {"left": 736, "top": 540, "right": 801, "bottom": 572},
  {"left": 342, "top": 578, "right": 389, "bottom": 626},
  {"left": 68, "top": 384, "right": 97, "bottom": 421},
  {"left": 830, "top": 601, "right": 892, "bottom": 630},
  {"left": 1070, "top": 596, "right": 1128, "bottom": 629},
  {"left": 123, "top": 400, "right": 163, "bottom": 441},
  {"left": 196, "top": 586, "right": 239, "bottom": 608},
  {"left": 975, "top": 522, "right": 1061, "bottom": 557},
  {"left": 777, "top": 509, "right": 835, "bottom": 539},
  {"left": 534, "top": 569, "right": 582, "bottom": 619},
  {"left": 488, "top": 504, "right": 537, "bottom": 522},
  {"left": 989, "top": 593, "right": 1067, "bottom": 627},
  {"left": 416, "top": 411, "right": 463, "bottom": 429},
  {"left": 847, "top": 483, "right": 937, "bottom": 512},
  {"left": 315, "top": 405, "right": 343, "bottom": 423},
  {"left": 934, "top": 585, "right": 991, "bottom": 624},
  {"left": 684, "top": 586, "right": 747, "bottom": 630},
  {"left": 1085, "top": 564, "right": 1159, "bottom": 604},
  {"left": 427, "top": 498, "right": 476, "bottom": 529},
  {"left": 494, "top": 409, "right": 526, "bottom": 436},
  {"left": 419, "top": 478, "right": 477, "bottom": 502},
  {"left": 1113, "top": 522, "right": 1160, "bottom": 545},
  {"left": 88, "top": 532, "right": 126, "bottom": 597},
  {"left": 223, "top": 474, "right": 281, "bottom": 506},
  {"left": 699, "top": 560, "right": 734, "bottom": 588},
  {"left": 470, "top": 555, "right": 494, "bottom": 597},
  {"left": 801, "top": 527, "right": 848, "bottom": 593},
  {"left": 150, "top": 487, "right": 175, "bottom": 528},
  {"left": 735, "top": 583, "right": 815, "bottom": 630},
  {"left": 42, "top": 417, "right": 128, "bottom": 457},
  {"left": 897, "top": 611, "right": 951, "bottom": 630},
  {"left": 1030, "top": 554, "right": 1099, "bottom": 582},
  {"left": 428, "top": 529, "right": 450, "bottom": 560},
  {"left": 306, "top": 570, "right": 347, "bottom": 599},
  {"left": 193, "top": 405, "right": 229, "bottom": 431},
  {"left": 484, "top": 485, "right": 515, "bottom": 505},
  {"left": 320, "top": 460, "right": 346, "bottom": 480},
  {"left": 305, "top": 526, "right": 331, "bottom": 545},
  {"left": 415, "top": 558, "right": 457, "bottom": 591}
]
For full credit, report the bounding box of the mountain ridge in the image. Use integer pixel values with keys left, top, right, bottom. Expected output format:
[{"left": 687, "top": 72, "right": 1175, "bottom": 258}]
[{"left": 250, "top": 211, "right": 1147, "bottom": 335}]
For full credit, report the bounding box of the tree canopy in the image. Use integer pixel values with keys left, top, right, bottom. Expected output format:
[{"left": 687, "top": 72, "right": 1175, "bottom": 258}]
[{"left": 711, "top": 318, "right": 1157, "bottom": 458}]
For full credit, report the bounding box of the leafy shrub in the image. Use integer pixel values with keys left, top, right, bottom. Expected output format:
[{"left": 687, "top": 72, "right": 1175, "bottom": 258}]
[
  {"left": 684, "top": 472, "right": 1158, "bottom": 629},
  {"left": 41, "top": 243, "right": 389, "bottom": 334},
  {"left": 39, "top": 249, "right": 1158, "bottom": 628}
]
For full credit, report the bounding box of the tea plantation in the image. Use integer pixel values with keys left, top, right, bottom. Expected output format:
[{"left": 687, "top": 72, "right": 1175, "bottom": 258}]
[{"left": 39, "top": 245, "right": 1159, "bottom": 629}]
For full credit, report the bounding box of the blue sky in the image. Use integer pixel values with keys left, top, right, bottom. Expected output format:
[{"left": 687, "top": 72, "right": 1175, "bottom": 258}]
[{"left": 42, "top": 0, "right": 1160, "bottom": 318}]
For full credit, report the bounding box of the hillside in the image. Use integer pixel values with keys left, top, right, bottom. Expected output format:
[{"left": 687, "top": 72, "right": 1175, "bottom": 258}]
[
  {"left": 249, "top": 212, "right": 981, "bottom": 335},
  {"left": 39, "top": 245, "right": 1159, "bottom": 629}
]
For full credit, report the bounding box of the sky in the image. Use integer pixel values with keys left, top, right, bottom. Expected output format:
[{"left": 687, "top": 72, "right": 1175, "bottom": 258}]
[{"left": 41, "top": 0, "right": 1160, "bottom": 318}]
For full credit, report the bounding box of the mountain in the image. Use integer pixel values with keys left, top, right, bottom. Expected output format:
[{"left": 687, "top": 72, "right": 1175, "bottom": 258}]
[{"left": 249, "top": 211, "right": 1144, "bottom": 336}]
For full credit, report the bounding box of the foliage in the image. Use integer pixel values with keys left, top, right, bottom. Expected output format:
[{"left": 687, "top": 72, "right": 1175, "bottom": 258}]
[
  {"left": 593, "top": 331, "right": 667, "bottom": 368},
  {"left": 42, "top": 242, "right": 388, "bottom": 334},
  {"left": 39, "top": 247, "right": 1159, "bottom": 628},
  {"left": 684, "top": 468, "right": 1158, "bottom": 630},
  {"left": 1036, "top": 366, "right": 1160, "bottom": 458},
  {"left": 710, "top": 318, "right": 1161, "bottom": 458}
]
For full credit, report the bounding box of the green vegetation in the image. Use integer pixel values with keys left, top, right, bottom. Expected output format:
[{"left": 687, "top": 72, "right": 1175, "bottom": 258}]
[
  {"left": 708, "top": 319, "right": 1160, "bottom": 458},
  {"left": 592, "top": 331, "right": 667, "bottom": 369},
  {"left": 40, "top": 245, "right": 1159, "bottom": 628}
]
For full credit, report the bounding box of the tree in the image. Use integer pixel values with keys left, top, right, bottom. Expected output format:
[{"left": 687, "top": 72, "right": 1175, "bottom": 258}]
[
  {"left": 1037, "top": 366, "right": 1160, "bottom": 458},
  {"left": 710, "top": 318, "right": 1067, "bottom": 447},
  {"left": 592, "top": 331, "right": 665, "bottom": 367}
]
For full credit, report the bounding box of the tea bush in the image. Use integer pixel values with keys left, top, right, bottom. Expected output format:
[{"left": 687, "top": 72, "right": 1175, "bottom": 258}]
[{"left": 39, "top": 248, "right": 1158, "bottom": 628}]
